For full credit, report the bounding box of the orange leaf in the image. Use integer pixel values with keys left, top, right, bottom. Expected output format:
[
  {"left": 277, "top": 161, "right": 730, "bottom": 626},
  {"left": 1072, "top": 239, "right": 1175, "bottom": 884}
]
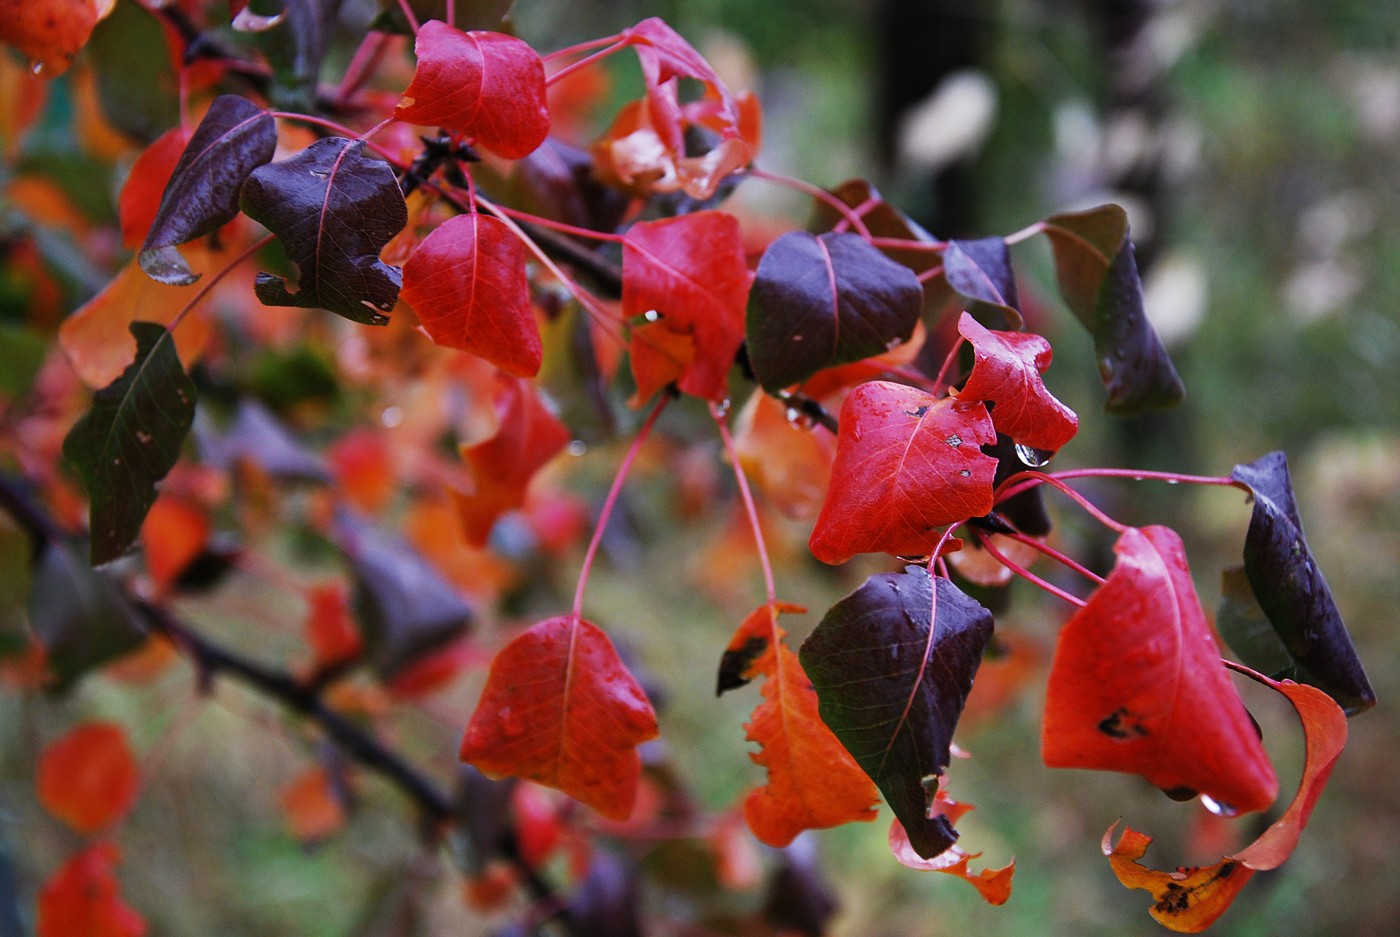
[
  {"left": 0, "top": 55, "right": 47, "bottom": 158},
  {"left": 118, "top": 126, "right": 192, "bottom": 250},
  {"left": 888, "top": 783, "right": 1014, "bottom": 905},
  {"left": 303, "top": 583, "right": 363, "bottom": 671},
  {"left": 327, "top": 428, "right": 396, "bottom": 514},
  {"left": 627, "top": 318, "right": 694, "bottom": 406},
  {"left": 281, "top": 765, "right": 348, "bottom": 843},
  {"left": 139, "top": 496, "right": 210, "bottom": 593},
  {"left": 723, "top": 602, "right": 879, "bottom": 846},
  {"left": 732, "top": 391, "right": 835, "bottom": 520},
  {"left": 1102, "top": 823, "right": 1254, "bottom": 933},
  {"left": 460, "top": 614, "right": 659, "bottom": 820},
  {"left": 37, "top": 842, "right": 146, "bottom": 937},
  {"left": 0, "top": 0, "right": 114, "bottom": 77},
  {"left": 36, "top": 722, "right": 140, "bottom": 835}
]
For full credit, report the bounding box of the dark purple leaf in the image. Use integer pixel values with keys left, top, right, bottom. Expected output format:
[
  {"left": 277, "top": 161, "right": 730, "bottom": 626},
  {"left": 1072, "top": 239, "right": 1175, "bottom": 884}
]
[
  {"left": 139, "top": 96, "right": 276, "bottom": 286},
  {"left": 454, "top": 765, "right": 517, "bottom": 872},
  {"left": 334, "top": 511, "right": 473, "bottom": 679},
  {"left": 197, "top": 399, "right": 328, "bottom": 482},
  {"left": 507, "top": 139, "right": 629, "bottom": 235},
  {"left": 760, "top": 836, "right": 838, "bottom": 937},
  {"left": 808, "top": 179, "right": 941, "bottom": 273},
  {"left": 241, "top": 137, "right": 408, "bottom": 325},
  {"left": 799, "top": 567, "right": 994, "bottom": 859},
  {"left": 1041, "top": 205, "right": 1184, "bottom": 415},
  {"left": 570, "top": 852, "right": 644, "bottom": 937},
  {"left": 62, "top": 322, "right": 196, "bottom": 565},
  {"left": 746, "top": 230, "right": 923, "bottom": 391},
  {"left": 1230, "top": 452, "right": 1375, "bottom": 714},
  {"left": 943, "top": 237, "right": 1021, "bottom": 329}
]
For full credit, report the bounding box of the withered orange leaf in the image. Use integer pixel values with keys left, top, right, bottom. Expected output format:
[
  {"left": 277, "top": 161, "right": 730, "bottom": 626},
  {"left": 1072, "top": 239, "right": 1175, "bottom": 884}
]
[
  {"left": 1102, "top": 823, "right": 1254, "bottom": 933},
  {"left": 37, "top": 842, "right": 146, "bottom": 937},
  {"left": 460, "top": 614, "right": 658, "bottom": 820},
  {"left": 1042, "top": 525, "right": 1278, "bottom": 815},
  {"left": 454, "top": 375, "right": 571, "bottom": 546},
  {"left": 36, "top": 721, "right": 140, "bottom": 835},
  {"left": 808, "top": 381, "right": 997, "bottom": 564},
  {"left": 724, "top": 602, "right": 879, "bottom": 846}
]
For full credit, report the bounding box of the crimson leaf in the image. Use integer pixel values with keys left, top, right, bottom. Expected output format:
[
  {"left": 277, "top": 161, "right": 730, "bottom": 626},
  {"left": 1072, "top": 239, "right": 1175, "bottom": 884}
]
[
  {"left": 241, "top": 137, "right": 408, "bottom": 325},
  {"left": 63, "top": 322, "right": 196, "bottom": 565},
  {"left": 800, "top": 567, "right": 994, "bottom": 859},
  {"left": 139, "top": 95, "right": 276, "bottom": 286},
  {"left": 943, "top": 238, "right": 1021, "bottom": 329},
  {"left": 1041, "top": 205, "right": 1184, "bottom": 415},
  {"left": 1229, "top": 452, "right": 1375, "bottom": 713},
  {"left": 746, "top": 231, "right": 923, "bottom": 392}
]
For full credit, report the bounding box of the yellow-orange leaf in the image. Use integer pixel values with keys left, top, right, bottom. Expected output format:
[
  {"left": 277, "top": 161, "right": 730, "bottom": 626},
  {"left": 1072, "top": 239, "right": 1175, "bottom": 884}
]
[
  {"left": 888, "top": 783, "right": 1015, "bottom": 905},
  {"left": 36, "top": 722, "right": 139, "bottom": 835},
  {"left": 1102, "top": 823, "right": 1254, "bottom": 933},
  {"left": 728, "top": 602, "right": 879, "bottom": 847}
]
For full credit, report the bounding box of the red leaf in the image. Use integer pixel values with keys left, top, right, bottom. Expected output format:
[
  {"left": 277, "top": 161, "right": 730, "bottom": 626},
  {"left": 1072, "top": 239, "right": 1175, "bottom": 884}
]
[
  {"left": 38, "top": 843, "right": 146, "bottom": 937},
  {"left": 396, "top": 21, "right": 549, "bottom": 160},
  {"left": 454, "top": 375, "right": 571, "bottom": 546},
  {"left": 725, "top": 602, "right": 879, "bottom": 846},
  {"left": 36, "top": 722, "right": 140, "bottom": 835},
  {"left": 623, "top": 212, "right": 749, "bottom": 402},
  {"left": 888, "top": 784, "right": 1014, "bottom": 905},
  {"left": 620, "top": 18, "right": 741, "bottom": 152},
  {"left": 118, "top": 127, "right": 191, "bottom": 250},
  {"left": 0, "top": 0, "right": 113, "bottom": 77},
  {"left": 956, "top": 312, "right": 1078, "bottom": 452},
  {"left": 460, "top": 615, "right": 659, "bottom": 820},
  {"left": 303, "top": 583, "right": 363, "bottom": 670},
  {"left": 1042, "top": 526, "right": 1279, "bottom": 815},
  {"left": 808, "top": 381, "right": 997, "bottom": 564},
  {"left": 1102, "top": 824, "right": 1254, "bottom": 933},
  {"left": 401, "top": 212, "right": 541, "bottom": 377}
]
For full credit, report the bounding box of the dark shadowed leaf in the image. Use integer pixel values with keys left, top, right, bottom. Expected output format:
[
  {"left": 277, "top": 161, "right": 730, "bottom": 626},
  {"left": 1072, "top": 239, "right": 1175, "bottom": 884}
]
[
  {"left": 87, "top": 1, "right": 179, "bottom": 140},
  {"left": 761, "top": 837, "right": 838, "bottom": 937},
  {"left": 28, "top": 539, "right": 146, "bottom": 695},
  {"left": 197, "top": 399, "right": 328, "bottom": 481},
  {"left": 334, "top": 512, "right": 473, "bottom": 679},
  {"left": 454, "top": 766, "right": 517, "bottom": 873},
  {"left": 943, "top": 238, "right": 1022, "bottom": 329},
  {"left": 371, "top": 0, "right": 515, "bottom": 35},
  {"left": 1217, "top": 567, "right": 1297, "bottom": 683},
  {"left": 800, "top": 567, "right": 994, "bottom": 858},
  {"left": 63, "top": 322, "right": 196, "bottom": 565},
  {"left": 139, "top": 96, "right": 276, "bottom": 285},
  {"left": 507, "top": 139, "right": 630, "bottom": 234},
  {"left": 571, "top": 852, "right": 644, "bottom": 937},
  {"left": 746, "top": 230, "right": 923, "bottom": 391},
  {"left": 987, "top": 433, "right": 1051, "bottom": 537},
  {"left": 1041, "top": 205, "right": 1184, "bottom": 414},
  {"left": 1229, "top": 452, "right": 1374, "bottom": 713},
  {"left": 242, "top": 137, "right": 407, "bottom": 325},
  {"left": 255, "top": 0, "right": 337, "bottom": 112},
  {"left": 0, "top": 513, "right": 31, "bottom": 657}
]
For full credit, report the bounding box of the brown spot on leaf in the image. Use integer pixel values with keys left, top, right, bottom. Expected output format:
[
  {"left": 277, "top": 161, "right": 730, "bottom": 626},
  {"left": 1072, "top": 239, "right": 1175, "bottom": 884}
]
[{"left": 1098, "top": 707, "right": 1149, "bottom": 740}]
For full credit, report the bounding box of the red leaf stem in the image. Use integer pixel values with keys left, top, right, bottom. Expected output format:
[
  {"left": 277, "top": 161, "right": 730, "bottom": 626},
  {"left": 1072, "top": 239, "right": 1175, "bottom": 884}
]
[
  {"left": 973, "top": 530, "right": 1087, "bottom": 608},
  {"left": 748, "top": 168, "right": 872, "bottom": 239},
  {"left": 993, "top": 470, "right": 1128, "bottom": 533}
]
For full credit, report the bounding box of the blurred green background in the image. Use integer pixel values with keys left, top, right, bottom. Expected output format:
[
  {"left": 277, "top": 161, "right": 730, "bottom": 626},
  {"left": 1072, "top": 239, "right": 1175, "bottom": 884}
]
[{"left": 4, "top": 1, "right": 1399, "bottom": 935}]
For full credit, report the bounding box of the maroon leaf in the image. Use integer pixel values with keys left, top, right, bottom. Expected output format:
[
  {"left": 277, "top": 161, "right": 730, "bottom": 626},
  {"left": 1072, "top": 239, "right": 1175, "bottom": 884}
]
[
  {"left": 401, "top": 212, "right": 541, "bottom": 377},
  {"left": 746, "top": 231, "right": 923, "bottom": 392},
  {"left": 241, "top": 137, "right": 407, "bottom": 325},
  {"left": 395, "top": 21, "right": 549, "bottom": 160},
  {"left": 956, "top": 312, "right": 1078, "bottom": 452},
  {"left": 943, "top": 238, "right": 1021, "bottom": 329},
  {"left": 1229, "top": 452, "right": 1374, "bottom": 713},
  {"left": 139, "top": 95, "right": 276, "bottom": 286},
  {"left": 800, "top": 567, "right": 995, "bottom": 858}
]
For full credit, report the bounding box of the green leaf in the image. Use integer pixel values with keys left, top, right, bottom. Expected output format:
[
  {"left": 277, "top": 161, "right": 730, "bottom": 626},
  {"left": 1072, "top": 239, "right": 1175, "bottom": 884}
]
[
  {"left": 63, "top": 322, "right": 196, "bottom": 566},
  {"left": 28, "top": 539, "right": 146, "bottom": 694}
]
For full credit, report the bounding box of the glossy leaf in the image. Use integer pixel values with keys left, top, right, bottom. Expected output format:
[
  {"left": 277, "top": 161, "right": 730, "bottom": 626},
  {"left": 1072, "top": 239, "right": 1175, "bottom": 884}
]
[
  {"left": 1230, "top": 451, "right": 1374, "bottom": 713},
  {"left": 241, "top": 137, "right": 407, "bottom": 325},
  {"left": 63, "top": 322, "right": 196, "bottom": 566},
  {"left": 1041, "top": 205, "right": 1184, "bottom": 414},
  {"left": 395, "top": 21, "right": 549, "bottom": 159},
  {"left": 0, "top": 0, "right": 113, "bottom": 77},
  {"left": 889, "top": 785, "right": 1014, "bottom": 905},
  {"left": 461, "top": 614, "right": 659, "bottom": 820},
  {"left": 119, "top": 126, "right": 190, "bottom": 250},
  {"left": 454, "top": 376, "right": 571, "bottom": 546},
  {"left": 623, "top": 211, "right": 749, "bottom": 402},
  {"left": 722, "top": 602, "right": 879, "bottom": 846},
  {"left": 956, "top": 312, "right": 1078, "bottom": 452},
  {"left": 335, "top": 512, "right": 473, "bottom": 679},
  {"left": 139, "top": 95, "right": 276, "bottom": 285},
  {"left": 37, "top": 843, "right": 146, "bottom": 937},
  {"left": 27, "top": 539, "right": 145, "bottom": 694},
  {"left": 37, "top": 722, "right": 139, "bottom": 834},
  {"left": 746, "top": 230, "right": 923, "bottom": 391},
  {"left": 808, "top": 381, "right": 997, "bottom": 564},
  {"left": 1042, "top": 525, "right": 1279, "bottom": 814},
  {"left": 942, "top": 238, "right": 1022, "bottom": 328},
  {"left": 1102, "top": 824, "right": 1254, "bottom": 933},
  {"left": 800, "top": 567, "right": 994, "bottom": 858},
  {"left": 401, "top": 212, "right": 541, "bottom": 377}
]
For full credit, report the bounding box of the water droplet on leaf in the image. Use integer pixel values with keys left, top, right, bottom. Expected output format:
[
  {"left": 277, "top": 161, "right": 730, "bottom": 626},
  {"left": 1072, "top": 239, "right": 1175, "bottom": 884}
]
[
  {"left": 1014, "top": 443, "right": 1055, "bottom": 468},
  {"left": 1200, "top": 794, "right": 1237, "bottom": 817}
]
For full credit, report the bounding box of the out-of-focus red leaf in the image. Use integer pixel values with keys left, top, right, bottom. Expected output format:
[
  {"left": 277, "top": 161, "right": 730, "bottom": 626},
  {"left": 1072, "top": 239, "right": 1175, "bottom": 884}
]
[
  {"left": 327, "top": 428, "right": 395, "bottom": 514},
  {"left": 808, "top": 381, "right": 997, "bottom": 564},
  {"left": 118, "top": 126, "right": 191, "bottom": 250},
  {"left": 521, "top": 489, "right": 590, "bottom": 556},
  {"left": 395, "top": 21, "right": 549, "bottom": 159},
  {"left": 281, "top": 765, "right": 347, "bottom": 843},
  {"left": 956, "top": 312, "right": 1077, "bottom": 452},
  {"left": 36, "top": 722, "right": 140, "bottom": 835},
  {"left": 626, "top": 318, "right": 694, "bottom": 405},
  {"left": 711, "top": 810, "right": 763, "bottom": 890},
  {"left": 454, "top": 375, "right": 571, "bottom": 546},
  {"left": 512, "top": 781, "right": 566, "bottom": 869},
  {"left": 732, "top": 391, "right": 836, "bottom": 520},
  {"left": 723, "top": 602, "right": 879, "bottom": 846},
  {"left": 623, "top": 211, "right": 749, "bottom": 402},
  {"left": 386, "top": 638, "right": 480, "bottom": 699},
  {"left": 460, "top": 614, "right": 659, "bottom": 820},
  {"left": 888, "top": 784, "right": 1014, "bottom": 905},
  {"left": 139, "top": 496, "right": 209, "bottom": 593},
  {"left": 1, "top": 56, "right": 47, "bottom": 158},
  {"left": 1102, "top": 823, "right": 1254, "bottom": 933},
  {"left": 303, "top": 583, "right": 363, "bottom": 671},
  {"left": 1042, "top": 526, "right": 1279, "bottom": 815},
  {"left": 401, "top": 211, "right": 542, "bottom": 377},
  {"left": 37, "top": 842, "right": 146, "bottom": 937},
  {"left": 0, "top": 0, "right": 114, "bottom": 77}
]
